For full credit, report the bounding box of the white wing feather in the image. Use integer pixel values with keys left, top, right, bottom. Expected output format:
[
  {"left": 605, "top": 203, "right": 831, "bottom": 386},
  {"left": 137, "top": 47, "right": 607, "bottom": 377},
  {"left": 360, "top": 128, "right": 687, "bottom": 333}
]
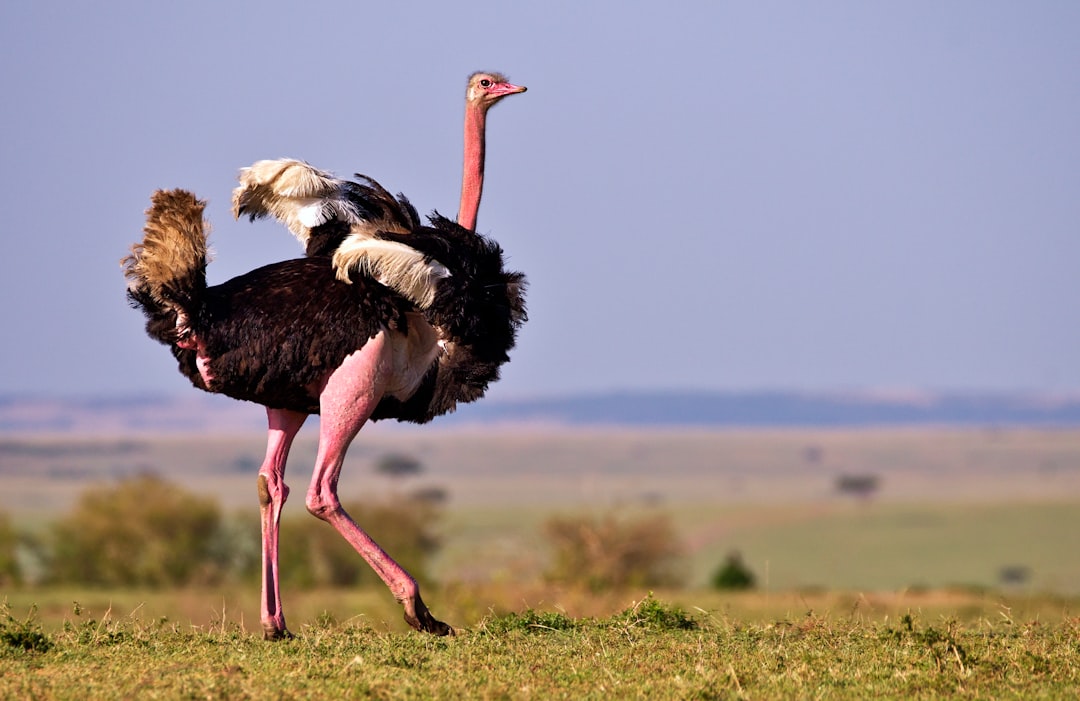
[
  {"left": 232, "top": 158, "right": 449, "bottom": 308},
  {"left": 232, "top": 159, "right": 365, "bottom": 246},
  {"left": 333, "top": 238, "right": 451, "bottom": 309}
]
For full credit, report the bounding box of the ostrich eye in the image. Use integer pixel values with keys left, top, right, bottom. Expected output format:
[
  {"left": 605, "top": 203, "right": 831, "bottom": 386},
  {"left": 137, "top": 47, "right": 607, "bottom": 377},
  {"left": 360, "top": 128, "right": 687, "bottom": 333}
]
[{"left": 479, "top": 79, "right": 492, "bottom": 88}]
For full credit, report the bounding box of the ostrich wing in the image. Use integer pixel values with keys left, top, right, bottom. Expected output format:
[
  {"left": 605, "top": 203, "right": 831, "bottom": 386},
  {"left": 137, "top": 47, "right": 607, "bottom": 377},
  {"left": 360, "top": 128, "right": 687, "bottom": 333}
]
[{"left": 232, "top": 158, "right": 449, "bottom": 308}]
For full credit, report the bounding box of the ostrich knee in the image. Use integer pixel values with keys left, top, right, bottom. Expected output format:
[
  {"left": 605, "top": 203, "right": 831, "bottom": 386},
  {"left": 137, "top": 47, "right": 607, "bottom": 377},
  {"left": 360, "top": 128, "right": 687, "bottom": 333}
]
[
  {"left": 305, "top": 486, "right": 340, "bottom": 521},
  {"left": 258, "top": 466, "right": 291, "bottom": 511},
  {"left": 258, "top": 472, "right": 289, "bottom": 509}
]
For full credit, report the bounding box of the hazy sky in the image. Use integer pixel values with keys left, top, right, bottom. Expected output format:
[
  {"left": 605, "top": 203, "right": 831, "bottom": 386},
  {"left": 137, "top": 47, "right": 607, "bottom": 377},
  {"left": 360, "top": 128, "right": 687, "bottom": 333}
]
[{"left": 1, "top": 1, "right": 1077, "bottom": 400}]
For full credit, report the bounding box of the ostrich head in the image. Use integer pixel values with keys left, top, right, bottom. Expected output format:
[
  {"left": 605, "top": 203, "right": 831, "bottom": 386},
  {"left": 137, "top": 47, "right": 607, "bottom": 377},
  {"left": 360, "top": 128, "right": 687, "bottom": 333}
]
[{"left": 465, "top": 72, "right": 527, "bottom": 110}]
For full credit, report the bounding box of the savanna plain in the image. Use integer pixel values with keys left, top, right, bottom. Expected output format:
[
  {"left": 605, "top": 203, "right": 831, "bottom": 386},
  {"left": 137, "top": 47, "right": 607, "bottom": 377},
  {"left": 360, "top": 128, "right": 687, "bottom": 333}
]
[{"left": 2, "top": 425, "right": 1079, "bottom": 698}]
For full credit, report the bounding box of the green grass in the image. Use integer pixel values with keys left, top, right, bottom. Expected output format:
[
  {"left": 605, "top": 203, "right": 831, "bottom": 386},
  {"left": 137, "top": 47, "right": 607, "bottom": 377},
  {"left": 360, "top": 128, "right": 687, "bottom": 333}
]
[
  {"left": 5, "top": 429, "right": 1080, "bottom": 695},
  {"left": 3, "top": 593, "right": 1079, "bottom": 699}
]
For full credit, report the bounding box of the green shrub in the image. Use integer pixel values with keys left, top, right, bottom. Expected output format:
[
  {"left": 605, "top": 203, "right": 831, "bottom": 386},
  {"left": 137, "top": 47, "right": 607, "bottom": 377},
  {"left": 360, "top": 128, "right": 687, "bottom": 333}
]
[
  {"left": 607, "top": 593, "right": 697, "bottom": 631},
  {"left": 0, "top": 512, "right": 21, "bottom": 587},
  {"left": 46, "top": 473, "right": 226, "bottom": 587},
  {"left": 711, "top": 551, "right": 757, "bottom": 590},
  {"left": 543, "top": 512, "right": 684, "bottom": 591},
  {"left": 480, "top": 609, "right": 577, "bottom": 635},
  {"left": 0, "top": 604, "right": 51, "bottom": 654}
]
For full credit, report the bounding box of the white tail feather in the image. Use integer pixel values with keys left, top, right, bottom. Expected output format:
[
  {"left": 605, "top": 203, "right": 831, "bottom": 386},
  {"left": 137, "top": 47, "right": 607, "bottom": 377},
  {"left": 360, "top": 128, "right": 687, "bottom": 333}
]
[{"left": 333, "top": 236, "right": 450, "bottom": 309}]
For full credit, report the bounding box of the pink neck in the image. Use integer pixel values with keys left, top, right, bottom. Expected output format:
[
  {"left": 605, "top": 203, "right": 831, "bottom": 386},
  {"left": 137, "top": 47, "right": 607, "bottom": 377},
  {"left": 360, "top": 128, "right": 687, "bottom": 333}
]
[{"left": 458, "top": 104, "right": 487, "bottom": 231}]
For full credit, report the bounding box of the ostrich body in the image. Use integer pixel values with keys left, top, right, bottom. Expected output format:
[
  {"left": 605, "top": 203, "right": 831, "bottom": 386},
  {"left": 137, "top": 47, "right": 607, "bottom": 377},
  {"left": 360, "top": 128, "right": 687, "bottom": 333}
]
[{"left": 124, "top": 183, "right": 525, "bottom": 637}]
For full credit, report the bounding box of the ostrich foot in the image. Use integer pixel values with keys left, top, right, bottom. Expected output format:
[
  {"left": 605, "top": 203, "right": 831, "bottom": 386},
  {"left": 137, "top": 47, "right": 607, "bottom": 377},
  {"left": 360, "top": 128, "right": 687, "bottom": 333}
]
[
  {"left": 262, "top": 625, "right": 295, "bottom": 641},
  {"left": 403, "top": 593, "right": 454, "bottom": 636}
]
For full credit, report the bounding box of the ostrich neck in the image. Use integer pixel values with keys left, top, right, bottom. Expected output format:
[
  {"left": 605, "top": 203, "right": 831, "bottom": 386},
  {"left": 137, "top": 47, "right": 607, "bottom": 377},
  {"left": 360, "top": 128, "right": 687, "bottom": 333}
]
[{"left": 457, "top": 105, "right": 487, "bottom": 231}]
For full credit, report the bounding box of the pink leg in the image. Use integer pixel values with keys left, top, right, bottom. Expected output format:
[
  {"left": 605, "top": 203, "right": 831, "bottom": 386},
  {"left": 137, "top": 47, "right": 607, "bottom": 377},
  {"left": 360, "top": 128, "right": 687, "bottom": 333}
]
[
  {"left": 304, "top": 336, "right": 452, "bottom": 635},
  {"left": 258, "top": 407, "right": 308, "bottom": 640}
]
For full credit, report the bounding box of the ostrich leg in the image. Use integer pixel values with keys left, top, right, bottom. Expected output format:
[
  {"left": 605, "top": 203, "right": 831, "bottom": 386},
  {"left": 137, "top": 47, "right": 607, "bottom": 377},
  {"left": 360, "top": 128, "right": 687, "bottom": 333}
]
[
  {"left": 304, "top": 335, "right": 453, "bottom": 636},
  {"left": 257, "top": 407, "right": 308, "bottom": 640}
]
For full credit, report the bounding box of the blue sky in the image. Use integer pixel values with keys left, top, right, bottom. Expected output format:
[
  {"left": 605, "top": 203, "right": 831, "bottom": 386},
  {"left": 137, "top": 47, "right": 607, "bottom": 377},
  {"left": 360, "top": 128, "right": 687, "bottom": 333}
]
[{"left": 1, "top": 1, "right": 1077, "bottom": 399}]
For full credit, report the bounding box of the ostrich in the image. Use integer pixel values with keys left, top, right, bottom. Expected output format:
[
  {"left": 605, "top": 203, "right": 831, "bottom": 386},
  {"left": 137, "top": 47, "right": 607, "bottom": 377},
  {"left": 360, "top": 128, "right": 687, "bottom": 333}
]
[
  {"left": 230, "top": 72, "right": 526, "bottom": 307},
  {"left": 123, "top": 73, "right": 526, "bottom": 638},
  {"left": 123, "top": 181, "right": 525, "bottom": 638}
]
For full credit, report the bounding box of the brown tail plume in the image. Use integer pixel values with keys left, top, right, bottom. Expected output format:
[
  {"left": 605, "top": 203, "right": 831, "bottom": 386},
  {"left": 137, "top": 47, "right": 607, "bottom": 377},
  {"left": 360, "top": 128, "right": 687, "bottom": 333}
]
[{"left": 121, "top": 189, "right": 209, "bottom": 345}]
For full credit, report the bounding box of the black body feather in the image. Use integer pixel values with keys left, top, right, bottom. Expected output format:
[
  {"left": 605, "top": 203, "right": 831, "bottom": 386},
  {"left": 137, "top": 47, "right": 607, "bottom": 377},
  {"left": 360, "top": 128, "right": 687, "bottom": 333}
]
[{"left": 125, "top": 188, "right": 526, "bottom": 423}]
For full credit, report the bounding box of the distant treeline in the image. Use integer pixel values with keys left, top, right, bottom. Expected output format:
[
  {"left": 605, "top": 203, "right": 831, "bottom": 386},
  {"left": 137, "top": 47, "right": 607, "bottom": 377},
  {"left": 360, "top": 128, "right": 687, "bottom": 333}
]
[
  {"left": 450, "top": 390, "right": 1080, "bottom": 427},
  {"left": 3, "top": 391, "right": 1080, "bottom": 432}
]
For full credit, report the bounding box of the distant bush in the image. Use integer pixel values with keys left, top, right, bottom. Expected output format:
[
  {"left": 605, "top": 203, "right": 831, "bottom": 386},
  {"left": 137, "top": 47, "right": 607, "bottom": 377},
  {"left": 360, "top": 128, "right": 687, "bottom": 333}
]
[
  {"left": 998, "top": 565, "right": 1031, "bottom": 587},
  {"left": 409, "top": 486, "right": 450, "bottom": 506},
  {"left": 374, "top": 453, "right": 424, "bottom": 479},
  {"left": 46, "top": 474, "right": 227, "bottom": 587},
  {"left": 835, "top": 473, "right": 881, "bottom": 501},
  {"left": 543, "top": 512, "right": 684, "bottom": 591},
  {"left": 277, "top": 496, "right": 442, "bottom": 588},
  {"left": 207, "top": 512, "right": 261, "bottom": 582},
  {"left": 41, "top": 482, "right": 447, "bottom": 590},
  {"left": 711, "top": 551, "right": 757, "bottom": 590},
  {"left": 0, "top": 512, "right": 21, "bottom": 587}
]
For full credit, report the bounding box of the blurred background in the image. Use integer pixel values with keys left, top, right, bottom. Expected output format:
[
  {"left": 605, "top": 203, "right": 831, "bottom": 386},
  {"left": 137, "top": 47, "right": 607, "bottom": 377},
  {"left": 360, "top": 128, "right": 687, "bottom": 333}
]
[{"left": 1, "top": 1, "right": 1078, "bottom": 626}]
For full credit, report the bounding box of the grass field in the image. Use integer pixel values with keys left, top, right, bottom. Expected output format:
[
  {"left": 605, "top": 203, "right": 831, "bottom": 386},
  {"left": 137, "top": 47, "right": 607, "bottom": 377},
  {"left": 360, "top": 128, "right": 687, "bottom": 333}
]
[
  {"left": 3, "top": 426, "right": 1080, "bottom": 697},
  {"left": 3, "top": 589, "right": 1079, "bottom": 699}
]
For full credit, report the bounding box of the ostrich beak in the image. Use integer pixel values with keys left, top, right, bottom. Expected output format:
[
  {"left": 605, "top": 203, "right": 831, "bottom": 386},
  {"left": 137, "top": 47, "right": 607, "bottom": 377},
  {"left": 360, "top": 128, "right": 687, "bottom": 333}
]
[{"left": 493, "top": 82, "right": 527, "bottom": 97}]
